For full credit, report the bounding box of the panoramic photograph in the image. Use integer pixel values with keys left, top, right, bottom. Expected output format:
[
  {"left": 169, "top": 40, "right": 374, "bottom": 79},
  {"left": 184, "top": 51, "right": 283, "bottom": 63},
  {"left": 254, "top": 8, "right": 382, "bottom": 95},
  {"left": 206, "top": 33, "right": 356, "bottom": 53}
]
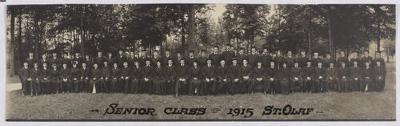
[{"left": 5, "top": 4, "right": 395, "bottom": 121}]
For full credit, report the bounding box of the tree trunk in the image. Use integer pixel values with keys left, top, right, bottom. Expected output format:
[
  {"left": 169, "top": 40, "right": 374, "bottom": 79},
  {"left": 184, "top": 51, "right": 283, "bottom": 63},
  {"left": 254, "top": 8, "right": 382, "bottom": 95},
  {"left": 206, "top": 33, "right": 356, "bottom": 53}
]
[
  {"left": 10, "top": 11, "right": 15, "bottom": 75},
  {"left": 16, "top": 14, "right": 22, "bottom": 72},
  {"left": 187, "top": 5, "right": 195, "bottom": 53},
  {"left": 376, "top": 23, "right": 381, "bottom": 53},
  {"left": 327, "top": 8, "right": 333, "bottom": 56}
]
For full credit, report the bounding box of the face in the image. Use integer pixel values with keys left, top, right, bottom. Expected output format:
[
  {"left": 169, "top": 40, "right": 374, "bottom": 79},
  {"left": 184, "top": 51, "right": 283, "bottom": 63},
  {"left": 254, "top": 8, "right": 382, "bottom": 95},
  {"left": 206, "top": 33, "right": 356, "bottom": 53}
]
[
  {"left": 29, "top": 53, "right": 33, "bottom": 58},
  {"left": 154, "top": 52, "right": 159, "bottom": 57},
  {"left": 146, "top": 61, "right": 150, "bottom": 66},
  {"left": 251, "top": 48, "right": 256, "bottom": 54},
  {"left": 108, "top": 53, "right": 112, "bottom": 57},
  {"left": 42, "top": 54, "right": 46, "bottom": 59},
  {"left": 168, "top": 60, "right": 173, "bottom": 65},
  {"left": 98, "top": 52, "right": 102, "bottom": 57},
  {"left": 34, "top": 63, "right": 38, "bottom": 69},
  {"left": 341, "top": 63, "right": 346, "bottom": 67},
  {"left": 165, "top": 51, "right": 170, "bottom": 56},
  {"left": 340, "top": 51, "right": 345, "bottom": 56},
  {"left": 180, "top": 60, "right": 185, "bottom": 65},
  {"left": 318, "top": 63, "right": 322, "bottom": 68},
  {"left": 193, "top": 62, "right": 197, "bottom": 67},
  {"left": 330, "top": 63, "right": 334, "bottom": 68},
  {"left": 301, "top": 51, "right": 306, "bottom": 56},
  {"left": 73, "top": 64, "right": 77, "bottom": 68},
  {"left": 24, "top": 63, "right": 28, "bottom": 68},
  {"left": 43, "top": 63, "right": 47, "bottom": 68},
  {"left": 220, "top": 60, "right": 225, "bottom": 66},
  {"left": 294, "top": 63, "right": 298, "bottom": 67},
  {"left": 313, "top": 53, "right": 318, "bottom": 57},
  {"left": 232, "top": 60, "right": 237, "bottom": 65},
  {"left": 94, "top": 64, "right": 98, "bottom": 69},
  {"left": 135, "top": 62, "right": 139, "bottom": 67},
  {"left": 113, "top": 63, "right": 118, "bottom": 68},
  {"left": 124, "top": 62, "right": 128, "bottom": 67},
  {"left": 207, "top": 60, "right": 211, "bottom": 65},
  {"left": 277, "top": 51, "right": 281, "bottom": 56},
  {"left": 239, "top": 50, "right": 244, "bottom": 54},
  {"left": 257, "top": 62, "right": 262, "bottom": 67},
  {"left": 62, "top": 64, "right": 67, "bottom": 68},
  {"left": 213, "top": 47, "right": 218, "bottom": 53},
  {"left": 104, "top": 61, "right": 108, "bottom": 66},
  {"left": 263, "top": 49, "right": 268, "bottom": 53},
  {"left": 271, "top": 62, "right": 275, "bottom": 67},
  {"left": 307, "top": 62, "right": 311, "bottom": 66},
  {"left": 82, "top": 63, "right": 87, "bottom": 68},
  {"left": 157, "top": 62, "right": 161, "bottom": 67},
  {"left": 243, "top": 60, "right": 248, "bottom": 66}
]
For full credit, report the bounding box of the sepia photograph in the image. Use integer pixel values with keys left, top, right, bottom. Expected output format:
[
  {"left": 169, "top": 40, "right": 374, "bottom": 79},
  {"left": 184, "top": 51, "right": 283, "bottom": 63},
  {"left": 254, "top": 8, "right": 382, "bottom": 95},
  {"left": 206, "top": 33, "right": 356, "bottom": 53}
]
[{"left": 4, "top": 4, "right": 396, "bottom": 121}]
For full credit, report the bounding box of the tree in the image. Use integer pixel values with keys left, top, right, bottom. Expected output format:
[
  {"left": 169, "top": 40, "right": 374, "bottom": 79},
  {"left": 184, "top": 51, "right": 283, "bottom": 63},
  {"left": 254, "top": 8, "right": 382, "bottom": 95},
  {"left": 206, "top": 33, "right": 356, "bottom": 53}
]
[{"left": 222, "top": 4, "right": 270, "bottom": 52}]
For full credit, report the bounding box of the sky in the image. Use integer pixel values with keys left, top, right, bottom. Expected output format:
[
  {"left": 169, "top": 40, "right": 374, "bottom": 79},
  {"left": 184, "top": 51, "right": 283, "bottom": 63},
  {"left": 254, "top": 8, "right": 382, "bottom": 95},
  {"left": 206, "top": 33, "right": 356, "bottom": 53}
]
[{"left": 209, "top": 4, "right": 226, "bottom": 23}]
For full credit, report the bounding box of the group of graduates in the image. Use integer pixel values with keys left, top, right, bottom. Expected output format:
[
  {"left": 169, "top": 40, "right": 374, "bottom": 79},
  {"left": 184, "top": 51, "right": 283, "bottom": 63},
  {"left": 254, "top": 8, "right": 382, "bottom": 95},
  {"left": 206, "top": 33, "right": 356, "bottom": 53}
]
[{"left": 18, "top": 46, "right": 387, "bottom": 97}]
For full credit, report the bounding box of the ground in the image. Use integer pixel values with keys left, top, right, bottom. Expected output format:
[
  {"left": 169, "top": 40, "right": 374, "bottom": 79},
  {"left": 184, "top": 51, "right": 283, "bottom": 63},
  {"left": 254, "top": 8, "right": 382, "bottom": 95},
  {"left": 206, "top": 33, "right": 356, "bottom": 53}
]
[{"left": 5, "top": 62, "right": 396, "bottom": 121}]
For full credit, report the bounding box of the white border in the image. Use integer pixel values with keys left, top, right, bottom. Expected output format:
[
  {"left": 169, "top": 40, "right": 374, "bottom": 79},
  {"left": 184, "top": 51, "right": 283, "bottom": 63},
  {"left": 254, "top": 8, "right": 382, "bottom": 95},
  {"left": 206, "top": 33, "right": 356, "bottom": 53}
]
[{"left": 0, "top": 1, "right": 398, "bottom": 126}]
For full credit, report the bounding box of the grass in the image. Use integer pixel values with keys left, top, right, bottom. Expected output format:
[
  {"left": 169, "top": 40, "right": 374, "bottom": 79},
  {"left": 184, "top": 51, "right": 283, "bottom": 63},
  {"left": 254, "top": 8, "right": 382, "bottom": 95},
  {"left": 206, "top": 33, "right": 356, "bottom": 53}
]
[{"left": 6, "top": 63, "right": 395, "bottom": 121}]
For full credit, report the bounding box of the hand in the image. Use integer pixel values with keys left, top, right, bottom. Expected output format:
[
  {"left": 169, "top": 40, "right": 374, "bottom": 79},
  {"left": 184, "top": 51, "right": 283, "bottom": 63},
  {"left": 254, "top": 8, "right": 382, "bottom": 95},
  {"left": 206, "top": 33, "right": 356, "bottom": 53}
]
[
  {"left": 243, "top": 76, "right": 249, "bottom": 80},
  {"left": 223, "top": 79, "right": 227, "bottom": 82},
  {"left": 27, "top": 78, "right": 32, "bottom": 81},
  {"left": 193, "top": 77, "right": 198, "bottom": 80},
  {"left": 378, "top": 76, "right": 382, "bottom": 79},
  {"left": 205, "top": 78, "right": 210, "bottom": 82},
  {"left": 342, "top": 76, "right": 346, "bottom": 79},
  {"left": 270, "top": 78, "right": 274, "bottom": 81},
  {"left": 85, "top": 77, "right": 88, "bottom": 80},
  {"left": 319, "top": 76, "right": 323, "bottom": 79},
  {"left": 294, "top": 77, "right": 298, "bottom": 81},
  {"left": 44, "top": 78, "right": 47, "bottom": 80},
  {"left": 234, "top": 78, "right": 239, "bottom": 82},
  {"left": 307, "top": 77, "right": 311, "bottom": 80},
  {"left": 100, "top": 77, "right": 104, "bottom": 79},
  {"left": 355, "top": 78, "right": 358, "bottom": 80},
  {"left": 210, "top": 78, "right": 214, "bottom": 81},
  {"left": 144, "top": 78, "right": 149, "bottom": 81},
  {"left": 73, "top": 78, "right": 77, "bottom": 80}
]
